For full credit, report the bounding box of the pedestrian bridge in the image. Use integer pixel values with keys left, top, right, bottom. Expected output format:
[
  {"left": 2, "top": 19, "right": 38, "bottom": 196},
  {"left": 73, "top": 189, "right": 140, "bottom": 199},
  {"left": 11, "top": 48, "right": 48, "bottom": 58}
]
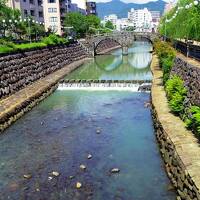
[{"left": 80, "top": 32, "right": 157, "bottom": 56}]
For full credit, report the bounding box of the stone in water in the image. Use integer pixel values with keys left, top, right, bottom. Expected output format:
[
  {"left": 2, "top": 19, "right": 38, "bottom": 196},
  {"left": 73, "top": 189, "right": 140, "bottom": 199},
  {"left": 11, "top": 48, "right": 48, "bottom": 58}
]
[
  {"left": 80, "top": 164, "right": 86, "bottom": 170},
  {"left": 52, "top": 171, "right": 60, "bottom": 177},
  {"left": 23, "top": 174, "right": 32, "bottom": 179},
  {"left": 76, "top": 182, "right": 82, "bottom": 189},
  {"left": 87, "top": 154, "right": 92, "bottom": 159},
  {"left": 111, "top": 168, "right": 120, "bottom": 173}
]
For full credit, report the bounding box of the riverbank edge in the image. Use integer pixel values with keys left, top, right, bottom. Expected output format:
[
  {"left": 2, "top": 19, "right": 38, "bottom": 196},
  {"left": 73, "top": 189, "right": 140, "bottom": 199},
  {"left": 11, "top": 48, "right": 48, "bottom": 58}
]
[
  {"left": 151, "top": 54, "right": 200, "bottom": 200},
  {"left": 0, "top": 57, "right": 91, "bottom": 133}
]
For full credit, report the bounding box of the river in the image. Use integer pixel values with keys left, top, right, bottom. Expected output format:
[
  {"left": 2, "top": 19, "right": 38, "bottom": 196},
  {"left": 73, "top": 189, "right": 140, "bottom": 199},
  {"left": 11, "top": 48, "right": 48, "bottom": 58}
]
[{"left": 0, "top": 41, "right": 176, "bottom": 200}]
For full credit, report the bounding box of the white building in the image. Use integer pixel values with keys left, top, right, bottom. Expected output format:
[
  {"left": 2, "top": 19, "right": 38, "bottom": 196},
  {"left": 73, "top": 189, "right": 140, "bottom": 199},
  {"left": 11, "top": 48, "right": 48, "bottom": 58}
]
[
  {"left": 116, "top": 18, "right": 134, "bottom": 31},
  {"left": 104, "top": 14, "right": 118, "bottom": 27},
  {"left": 128, "top": 8, "right": 152, "bottom": 32}
]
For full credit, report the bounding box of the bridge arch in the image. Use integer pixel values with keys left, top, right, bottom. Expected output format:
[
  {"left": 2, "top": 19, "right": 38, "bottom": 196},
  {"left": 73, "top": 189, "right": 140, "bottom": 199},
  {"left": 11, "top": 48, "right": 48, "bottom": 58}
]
[
  {"left": 94, "top": 38, "right": 122, "bottom": 55},
  {"left": 134, "top": 35, "right": 153, "bottom": 44}
]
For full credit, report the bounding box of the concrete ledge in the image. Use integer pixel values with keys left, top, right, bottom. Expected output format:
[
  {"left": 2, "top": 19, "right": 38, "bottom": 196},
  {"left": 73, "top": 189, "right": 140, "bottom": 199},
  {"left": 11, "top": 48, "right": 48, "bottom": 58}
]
[
  {"left": 151, "top": 54, "right": 200, "bottom": 200},
  {"left": 0, "top": 57, "right": 91, "bottom": 133}
]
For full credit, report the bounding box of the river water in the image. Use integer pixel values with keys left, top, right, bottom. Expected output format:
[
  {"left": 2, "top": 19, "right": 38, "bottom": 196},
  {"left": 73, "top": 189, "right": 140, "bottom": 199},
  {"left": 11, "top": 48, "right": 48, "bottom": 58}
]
[{"left": 0, "top": 42, "right": 176, "bottom": 200}]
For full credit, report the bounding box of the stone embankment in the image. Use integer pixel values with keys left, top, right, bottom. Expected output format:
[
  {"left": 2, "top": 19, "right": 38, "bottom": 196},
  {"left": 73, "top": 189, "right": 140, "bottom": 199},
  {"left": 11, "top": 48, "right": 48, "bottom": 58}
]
[
  {"left": 151, "top": 54, "right": 200, "bottom": 200},
  {"left": 0, "top": 58, "right": 91, "bottom": 133},
  {"left": 0, "top": 43, "right": 87, "bottom": 99},
  {"left": 171, "top": 53, "right": 200, "bottom": 107}
]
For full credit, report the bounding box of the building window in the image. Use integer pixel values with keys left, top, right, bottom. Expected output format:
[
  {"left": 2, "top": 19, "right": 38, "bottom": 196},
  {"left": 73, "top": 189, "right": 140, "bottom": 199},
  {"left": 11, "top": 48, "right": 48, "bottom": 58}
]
[
  {"left": 24, "top": 9, "right": 28, "bottom": 16},
  {"left": 38, "top": 0, "right": 42, "bottom": 6},
  {"left": 48, "top": 8, "right": 57, "bottom": 13},
  {"left": 49, "top": 17, "right": 58, "bottom": 22},
  {"left": 48, "top": 0, "right": 56, "bottom": 3},
  {"left": 30, "top": 10, "right": 35, "bottom": 16},
  {"left": 30, "top": 0, "right": 34, "bottom": 4},
  {"left": 39, "top": 11, "right": 43, "bottom": 17}
]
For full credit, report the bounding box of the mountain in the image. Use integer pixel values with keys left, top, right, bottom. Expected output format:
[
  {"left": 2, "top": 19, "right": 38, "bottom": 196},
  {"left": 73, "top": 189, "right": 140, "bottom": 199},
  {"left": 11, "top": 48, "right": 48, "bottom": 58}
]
[{"left": 96, "top": 0, "right": 166, "bottom": 19}]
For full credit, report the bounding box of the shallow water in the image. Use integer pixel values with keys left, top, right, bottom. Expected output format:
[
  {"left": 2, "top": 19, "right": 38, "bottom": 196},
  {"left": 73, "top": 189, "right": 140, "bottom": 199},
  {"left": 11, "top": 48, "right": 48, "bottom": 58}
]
[
  {"left": 0, "top": 41, "right": 176, "bottom": 200},
  {"left": 0, "top": 91, "right": 176, "bottom": 200}
]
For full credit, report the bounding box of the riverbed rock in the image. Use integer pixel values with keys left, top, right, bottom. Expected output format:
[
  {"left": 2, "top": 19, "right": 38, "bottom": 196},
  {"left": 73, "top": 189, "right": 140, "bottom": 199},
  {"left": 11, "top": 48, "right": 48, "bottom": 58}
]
[
  {"left": 80, "top": 164, "right": 87, "bottom": 170},
  {"left": 48, "top": 176, "right": 53, "bottom": 181},
  {"left": 110, "top": 168, "right": 120, "bottom": 173},
  {"left": 76, "top": 182, "right": 82, "bottom": 189},
  {"left": 87, "top": 154, "right": 92, "bottom": 159},
  {"left": 23, "top": 174, "right": 32, "bottom": 179},
  {"left": 52, "top": 171, "right": 60, "bottom": 177},
  {"left": 69, "top": 175, "right": 75, "bottom": 179},
  {"left": 96, "top": 128, "right": 101, "bottom": 134}
]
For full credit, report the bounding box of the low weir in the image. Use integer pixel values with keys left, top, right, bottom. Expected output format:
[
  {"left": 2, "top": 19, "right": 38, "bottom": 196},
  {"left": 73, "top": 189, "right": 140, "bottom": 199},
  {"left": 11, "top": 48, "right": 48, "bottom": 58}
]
[{"left": 58, "top": 81, "right": 152, "bottom": 92}]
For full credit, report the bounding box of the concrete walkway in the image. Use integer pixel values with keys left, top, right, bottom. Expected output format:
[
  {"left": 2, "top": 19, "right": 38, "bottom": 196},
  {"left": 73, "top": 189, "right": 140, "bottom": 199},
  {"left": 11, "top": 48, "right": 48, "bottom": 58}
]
[
  {"left": 0, "top": 57, "right": 90, "bottom": 124},
  {"left": 151, "top": 54, "right": 200, "bottom": 199}
]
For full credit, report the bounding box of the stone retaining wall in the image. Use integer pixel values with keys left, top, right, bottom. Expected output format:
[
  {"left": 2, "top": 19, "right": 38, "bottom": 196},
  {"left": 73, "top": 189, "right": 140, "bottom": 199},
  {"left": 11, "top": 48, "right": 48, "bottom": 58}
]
[
  {"left": 171, "top": 55, "right": 200, "bottom": 107},
  {"left": 0, "top": 43, "right": 87, "bottom": 99},
  {"left": 151, "top": 54, "right": 200, "bottom": 200}
]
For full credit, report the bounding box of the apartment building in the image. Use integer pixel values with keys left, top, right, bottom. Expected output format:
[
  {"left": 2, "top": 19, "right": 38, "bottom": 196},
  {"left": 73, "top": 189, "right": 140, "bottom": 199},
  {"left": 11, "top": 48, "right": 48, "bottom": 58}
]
[
  {"left": 86, "top": 1, "right": 97, "bottom": 15},
  {"left": 7, "top": 0, "right": 44, "bottom": 23},
  {"left": 128, "top": 8, "right": 152, "bottom": 32}
]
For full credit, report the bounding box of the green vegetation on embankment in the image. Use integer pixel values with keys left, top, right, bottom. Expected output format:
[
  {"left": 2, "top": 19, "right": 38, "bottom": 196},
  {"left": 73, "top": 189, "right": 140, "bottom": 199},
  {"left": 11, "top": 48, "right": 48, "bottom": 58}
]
[
  {"left": 154, "top": 40, "right": 200, "bottom": 138},
  {"left": 0, "top": 34, "right": 68, "bottom": 54}
]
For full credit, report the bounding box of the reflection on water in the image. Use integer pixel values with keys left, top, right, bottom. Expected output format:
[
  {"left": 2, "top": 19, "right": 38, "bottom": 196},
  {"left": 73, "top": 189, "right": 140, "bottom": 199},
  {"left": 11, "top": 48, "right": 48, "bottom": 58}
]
[{"left": 66, "top": 41, "right": 153, "bottom": 81}]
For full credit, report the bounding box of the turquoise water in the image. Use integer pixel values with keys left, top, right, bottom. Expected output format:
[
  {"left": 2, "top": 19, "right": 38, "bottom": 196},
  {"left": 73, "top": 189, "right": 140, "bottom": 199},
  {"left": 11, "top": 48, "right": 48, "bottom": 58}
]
[
  {"left": 0, "top": 91, "right": 176, "bottom": 200},
  {"left": 66, "top": 41, "right": 153, "bottom": 81},
  {"left": 0, "top": 41, "right": 176, "bottom": 199}
]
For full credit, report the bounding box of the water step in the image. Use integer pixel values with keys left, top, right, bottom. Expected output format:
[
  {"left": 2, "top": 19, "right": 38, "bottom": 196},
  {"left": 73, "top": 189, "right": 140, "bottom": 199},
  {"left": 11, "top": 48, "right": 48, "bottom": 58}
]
[
  {"left": 58, "top": 82, "right": 151, "bottom": 92},
  {"left": 61, "top": 79, "right": 152, "bottom": 84}
]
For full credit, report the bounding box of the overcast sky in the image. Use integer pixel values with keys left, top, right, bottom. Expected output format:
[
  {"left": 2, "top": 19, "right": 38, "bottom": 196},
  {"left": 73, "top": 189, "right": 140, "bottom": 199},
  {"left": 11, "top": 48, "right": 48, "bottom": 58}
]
[{"left": 72, "top": 0, "right": 173, "bottom": 7}]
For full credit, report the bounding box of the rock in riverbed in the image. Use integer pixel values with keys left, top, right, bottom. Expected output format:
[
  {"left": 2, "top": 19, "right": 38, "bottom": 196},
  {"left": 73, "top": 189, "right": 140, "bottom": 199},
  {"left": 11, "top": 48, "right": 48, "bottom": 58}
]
[
  {"left": 76, "top": 182, "right": 82, "bottom": 189},
  {"left": 110, "top": 168, "right": 120, "bottom": 173},
  {"left": 52, "top": 171, "right": 60, "bottom": 177},
  {"left": 87, "top": 154, "right": 92, "bottom": 159},
  {"left": 23, "top": 174, "right": 32, "bottom": 179},
  {"left": 80, "top": 164, "right": 87, "bottom": 170},
  {"left": 96, "top": 128, "right": 101, "bottom": 134}
]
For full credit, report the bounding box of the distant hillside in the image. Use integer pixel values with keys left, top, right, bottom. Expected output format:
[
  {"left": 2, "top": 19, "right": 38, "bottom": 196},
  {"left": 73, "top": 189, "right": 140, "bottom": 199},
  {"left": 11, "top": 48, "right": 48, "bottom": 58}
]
[{"left": 96, "top": 0, "right": 166, "bottom": 19}]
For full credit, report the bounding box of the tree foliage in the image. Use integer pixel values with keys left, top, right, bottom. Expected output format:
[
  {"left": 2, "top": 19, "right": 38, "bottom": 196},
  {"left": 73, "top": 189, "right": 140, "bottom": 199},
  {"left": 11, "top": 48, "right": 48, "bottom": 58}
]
[
  {"left": 159, "top": 0, "right": 200, "bottom": 41},
  {"left": 105, "top": 21, "right": 115, "bottom": 30},
  {"left": 64, "top": 12, "right": 102, "bottom": 38}
]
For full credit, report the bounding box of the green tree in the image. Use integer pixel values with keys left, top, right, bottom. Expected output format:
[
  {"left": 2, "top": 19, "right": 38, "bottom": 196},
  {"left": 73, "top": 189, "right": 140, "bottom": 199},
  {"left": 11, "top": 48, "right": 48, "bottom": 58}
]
[
  {"left": 159, "top": 0, "right": 200, "bottom": 41},
  {"left": 64, "top": 12, "right": 89, "bottom": 38},
  {"left": 86, "top": 15, "right": 100, "bottom": 28},
  {"left": 105, "top": 21, "right": 115, "bottom": 30}
]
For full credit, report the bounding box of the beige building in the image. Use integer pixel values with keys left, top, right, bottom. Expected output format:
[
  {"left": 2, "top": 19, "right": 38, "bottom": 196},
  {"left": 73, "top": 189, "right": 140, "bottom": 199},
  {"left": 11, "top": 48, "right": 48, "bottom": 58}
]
[
  {"left": 43, "top": 0, "right": 72, "bottom": 35},
  {"left": 7, "top": 0, "right": 44, "bottom": 23}
]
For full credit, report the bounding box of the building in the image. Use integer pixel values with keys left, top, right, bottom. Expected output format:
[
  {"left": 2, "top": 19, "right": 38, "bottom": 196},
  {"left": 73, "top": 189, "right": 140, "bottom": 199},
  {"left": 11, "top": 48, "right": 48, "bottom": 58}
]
[
  {"left": 7, "top": 0, "right": 44, "bottom": 23},
  {"left": 116, "top": 18, "right": 134, "bottom": 31},
  {"left": 104, "top": 14, "right": 118, "bottom": 27},
  {"left": 128, "top": 8, "right": 152, "bottom": 32},
  {"left": 150, "top": 11, "right": 160, "bottom": 32},
  {"left": 86, "top": 1, "right": 97, "bottom": 15},
  {"left": 43, "top": 0, "right": 72, "bottom": 35}
]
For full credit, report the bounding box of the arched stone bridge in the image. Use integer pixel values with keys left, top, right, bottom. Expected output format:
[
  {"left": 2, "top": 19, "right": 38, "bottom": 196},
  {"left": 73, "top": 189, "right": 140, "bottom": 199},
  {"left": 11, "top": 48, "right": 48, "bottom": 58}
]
[{"left": 80, "top": 32, "right": 157, "bottom": 57}]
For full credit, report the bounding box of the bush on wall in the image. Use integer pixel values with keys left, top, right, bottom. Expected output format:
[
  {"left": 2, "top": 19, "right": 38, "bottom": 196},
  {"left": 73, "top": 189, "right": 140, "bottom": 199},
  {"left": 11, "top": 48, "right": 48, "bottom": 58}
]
[
  {"left": 154, "top": 40, "right": 176, "bottom": 84},
  {"left": 165, "top": 75, "right": 187, "bottom": 115}
]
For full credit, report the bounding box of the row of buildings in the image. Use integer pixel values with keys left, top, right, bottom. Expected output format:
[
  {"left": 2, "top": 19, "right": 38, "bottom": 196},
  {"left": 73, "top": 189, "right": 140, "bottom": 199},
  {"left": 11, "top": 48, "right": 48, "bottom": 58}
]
[
  {"left": 103, "top": 8, "right": 160, "bottom": 32},
  {"left": 7, "top": 0, "right": 97, "bottom": 35}
]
